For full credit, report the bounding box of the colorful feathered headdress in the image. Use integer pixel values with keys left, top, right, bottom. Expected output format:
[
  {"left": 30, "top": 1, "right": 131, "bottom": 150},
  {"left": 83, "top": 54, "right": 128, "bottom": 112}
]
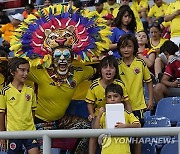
[{"left": 10, "top": 4, "right": 111, "bottom": 67}]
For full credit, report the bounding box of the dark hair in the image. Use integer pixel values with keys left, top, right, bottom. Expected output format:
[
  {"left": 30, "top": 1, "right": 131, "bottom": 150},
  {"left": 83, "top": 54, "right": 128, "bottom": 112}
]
[
  {"left": 149, "top": 22, "right": 161, "bottom": 32},
  {"left": 114, "top": 5, "right": 136, "bottom": 33},
  {"left": 99, "top": 55, "right": 120, "bottom": 79},
  {"left": 105, "top": 83, "right": 123, "bottom": 97},
  {"left": 160, "top": 40, "right": 179, "bottom": 55},
  {"left": 0, "top": 49, "right": 8, "bottom": 87},
  {"left": 5, "top": 57, "right": 29, "bottom": 85},
  {"left": 25, "top": 3, "right": 35, "bottom": 10},
  {"left": 117, "top": 34, "right": 139, "bottom": 55},
  {"left": 137, "top": 30, "right": 151, "bottom": 49}
]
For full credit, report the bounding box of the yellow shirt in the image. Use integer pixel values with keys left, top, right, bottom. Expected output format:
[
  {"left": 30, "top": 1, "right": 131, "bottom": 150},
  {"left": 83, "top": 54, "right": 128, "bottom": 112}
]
[
  {"left": 118, "top": 57, "right": 152, "bottom": 111},
  {"left": 88, "top": 9, "right": 109, "bottom": 18},
  {"left": 103, "top": 2, "right": 120, "bottom": 12},
  {"left": 0, "top": 23, "right": 14, "bottom": 43},
  {"left": 0, "top": 74, "right": 4, "bottom": 89},
  {"left": 85, "top": 78, "right": 129, "bottom": 116},
  {"left": 148, "top": 2, "right": 168, "bottom": 18},
  {"left": 0, "top": 83, "right": 37, "bottom": 131},
  {"left": 28, "top": 65, "right": 94, "bottom": 122},
  {"left": 150, "top": 38, "right": 167, "bottom": 54},
  {"left": 113, "top": 6, "right": 144, "bottom": 32},
  {"left": 165, "top": 1, "right": 180, "bottom": 37},
  {"left": 100, "top": 110, "right": 140, "bottom": 154},
  {"left": 131, "top": 0, "right": 149, "bottom": 14}
]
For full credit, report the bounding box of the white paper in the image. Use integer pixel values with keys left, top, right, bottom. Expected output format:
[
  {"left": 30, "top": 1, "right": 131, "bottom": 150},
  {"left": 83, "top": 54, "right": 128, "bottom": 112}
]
[{"left": 106, "top": 104, "right": 125, "bottom": 129}]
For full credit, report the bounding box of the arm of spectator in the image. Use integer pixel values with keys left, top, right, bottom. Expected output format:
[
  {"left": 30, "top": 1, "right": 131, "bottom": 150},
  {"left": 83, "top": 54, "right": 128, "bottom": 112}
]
[
  {"left": 94, "top": 107, "right": 104, "bottom": 129},
  {"left": 87, "top": 103, "right": 95, "bottom": 121},
  {"left": 137, "top": 52, "right": 156, "bottom": 68},
  {"left": 0, "top": 112, "right": 6, "bottom": 151},
  {"left": 115, "top": 122, "right": 141, "bottom": 128},
  {"left": 124, "top": 100, "right": 132, "bottom": 112},
  {"left": 146, "top": 81, "right": 154, "bottom": 110},
  {"left": 109, "top": 43, "right": 117, "bottom": 50},
  {"left": 164, "top": 9, "right": 180, "bottom": 22},
  {"left": 161, "top": 74, "right": 179, "bottom": 87}
]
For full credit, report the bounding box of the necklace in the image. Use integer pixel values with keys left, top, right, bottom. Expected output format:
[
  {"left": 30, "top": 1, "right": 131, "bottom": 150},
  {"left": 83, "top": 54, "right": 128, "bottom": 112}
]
[{"left": 47, "top": 67, "right": 76, "bottom": 88}]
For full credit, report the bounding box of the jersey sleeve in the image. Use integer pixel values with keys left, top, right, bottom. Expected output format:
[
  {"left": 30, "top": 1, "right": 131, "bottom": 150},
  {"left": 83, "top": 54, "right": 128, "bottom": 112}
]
[
  {"left": 143, "top": 64, "right": 152, "bottom": 83},
  {"left": 125, "top": 112, "right": 140, "bottom": 124},
  {"left": 164, "top": 62, "right": 173, "bottom": 77},
  {"left": 0, "top": 90, "right": 6, "bottom": 113},
  {"left": 85, "top": 85, "right": 96, "bottom": 104}
]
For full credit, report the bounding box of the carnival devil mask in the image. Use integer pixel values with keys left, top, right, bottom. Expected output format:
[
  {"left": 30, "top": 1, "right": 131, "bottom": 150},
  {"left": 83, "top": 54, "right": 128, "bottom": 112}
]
[{"left": 53, "top": 47, "right": 72, "bottom": 75}]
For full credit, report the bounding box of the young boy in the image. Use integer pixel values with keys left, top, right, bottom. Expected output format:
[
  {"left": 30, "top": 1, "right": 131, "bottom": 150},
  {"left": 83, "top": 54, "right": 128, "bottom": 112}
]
[
  {"left": 94, "top": 83, "right": 140, "bottom": 154},
  {"left": 0, "top": 57, "right": 39, "bottom": 154}
]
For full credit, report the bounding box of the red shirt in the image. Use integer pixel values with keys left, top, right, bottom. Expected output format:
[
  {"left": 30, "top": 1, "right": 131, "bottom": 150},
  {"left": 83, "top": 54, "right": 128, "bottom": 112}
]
[{"left": 164, "top": 57, "right": 180, "bottom": 81}]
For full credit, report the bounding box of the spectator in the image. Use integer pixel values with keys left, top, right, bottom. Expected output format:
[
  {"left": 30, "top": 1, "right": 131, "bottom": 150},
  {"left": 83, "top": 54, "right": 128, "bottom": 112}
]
[
  {"left": 103, "top": 0, "right": 120, "bottom": 13},
  {"left": 0, "top": 13, "right": 24, "bottom": 46},
  {"left": 44, "top": 0, "right": 53, "bottom": 7},
  {"left": 149, "top": 22, "right": 167, "bottom": 55},
  {"left": 164, "top": 0, "right": 180, "bottom": 46},
  {"left": 22, "top": 3, "right": 37, "bottom": 19},
  {"left": 154, "top": 43, "right": 180, "bottom": 103},
  {"left": 94, "top": 83, "right": 140, "bottom": 154},
  {"left": 117, "top": 34, "right": 153, "bottom": 154},
  {"left": 154, "top": 40, "right": 179, "bottom": 83},
  {"left": 147, "top": 0, "right": 168, "bottom": 26},
  {"left": 86, "top": 56, "right": 131, "bottom": 154},
  {"left": 0, "top": 57, "right": 39, "bottom": 154},
  {"left": 109, "top": 5, "right": 136, "bottom": 58},
  {"left": 136, "top": 30, "right": 156, "bottom": 70},
  {"left": 113, "top": 0, "right": 144, "bottom": 32},
  {"left": 0, "top": 6, "right": 10, "bottom": 26}
]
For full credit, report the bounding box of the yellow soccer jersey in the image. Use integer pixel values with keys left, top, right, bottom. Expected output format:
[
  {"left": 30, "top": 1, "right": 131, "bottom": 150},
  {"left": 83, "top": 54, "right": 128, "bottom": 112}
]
[
  {"left": 131, "top": 0, "right": 149, "bottom": 14},
  {"left": 118, "top": 57, "right": 152, "bottom": 111},
  {"left": 148, "top": 2, "right": 168, "bottom": 18},
  {"left": 150, "top": 38, "right": 167, "bottom": 54},
  {"left": 113, "top": 7, "right": 144, "bottom": 32},
  {"left": 85, "top": 78, "right": 129, "bottom": 116},
  {"left": 0, "top": 83, "right": 37, "bottom": 131},
  {"left": 103, "top": 2, "right": 120, "bottom": 12},
  {"left": 100, "top": 110, "right": 140, "bottom": 154},
  {"left": 165, "top": 1, "right": 180, "bottom": 37},
  {"left": 28, "top": 65, "right": 94, "bottom": 122},
  {"left": 88, "top": 9, "right": 109, "bottom": 18}
]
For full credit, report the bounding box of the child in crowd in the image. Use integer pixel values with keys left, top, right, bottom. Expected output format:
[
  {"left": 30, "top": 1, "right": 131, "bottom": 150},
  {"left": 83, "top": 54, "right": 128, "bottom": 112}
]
[
  {"left": 22, "top": 3, "right": 37, "bottom": 19},
  {"left": 136, "top": 30, "right": 156, "bottom": 71},
  {"left": 86, "top": 56, "right": 131, "bottom": 154},
  {"left": 154, "top": 42, "right": 180, "bottom": 103},
  {"left": 110, "top": 5, "right": 136, "bottom": 59},
  {"left": 154, "top": 40, "right": 179, "bottom": 83},
  {"left": 117, "top": 34, "right": 153, "bottom": 154},
  {"left": 0, "top": 57, "right": 39, "bottom": 154},
  {"left": 94, "top": 83, "right": 141, "bottom": 154},
  {"left": 149, "top": 22, "right": 167, "bottom": 55}
]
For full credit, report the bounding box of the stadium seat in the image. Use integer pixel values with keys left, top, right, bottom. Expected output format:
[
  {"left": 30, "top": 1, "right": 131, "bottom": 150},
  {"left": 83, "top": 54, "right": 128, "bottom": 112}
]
[
  {"left": 155, "top": 97, "right": 180, "bottom": 125},
  {"left": 160, "top": 141, "right": 178, "bottom": 154},
  {"left": 142, "top": 142, "right": 156, "bottom": 154}
]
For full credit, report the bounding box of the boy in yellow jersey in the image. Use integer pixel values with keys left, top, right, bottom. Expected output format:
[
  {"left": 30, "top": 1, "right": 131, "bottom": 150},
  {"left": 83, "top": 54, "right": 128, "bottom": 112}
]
[
  {"left": 88, "top": 0, "right": 109, "bottom": 18},
  {"left": 117, "top": 34, "right": 153, "bottom": 154},
  {"left": 94, "top": 83, "right": 140, "bottom": 154},
  {"left": 86, "top": 56, "right": 131, "bottom": 154},
  {"left": 164, "top": 0, "right": 180, "bottom": 46},
  {"left": 147, "top": 0, "right": 168, "bottom": 25},
  {"left": 0, "top": 57, "right": 39, "bottom": 154}
]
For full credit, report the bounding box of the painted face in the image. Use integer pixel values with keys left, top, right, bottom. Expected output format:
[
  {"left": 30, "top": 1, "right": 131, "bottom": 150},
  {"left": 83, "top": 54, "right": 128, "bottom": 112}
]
[
  {"left": 122, "top": 11, "right": 132, "bottom": 26},
  {"left": 13, "top": 63, "right": 30, "bottom": 83},
  {"left": 136, "top": 31, "right": 148, "bottom": 45},
  {"left": 101, "top": 64, "right": 116, "bottom": 82},
  {"left": 119, "top": 40, "right": 134, "bottom": 58},
  {"left": 106, "top": 92, "right": 122, "bottom": 104},
  {"left": 53, "top": 48, "right": 72, "bottom": 75},
  {"left": 150, "top": 26, "right": 161, "bottom": 40}
]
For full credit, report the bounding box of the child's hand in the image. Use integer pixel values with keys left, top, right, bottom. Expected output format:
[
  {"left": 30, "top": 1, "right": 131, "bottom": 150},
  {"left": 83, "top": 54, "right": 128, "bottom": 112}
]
[
  {"left": 0, "top": 139, "right": 6, "bottom": 151},
  {"left": 97, "top": 107, "right": 105, "bottom": 117},
  {"left": 88, "top": 114, "right": 95, "bottom": 122},
  {"left": 114, "top": 122, "right": 127, "bottom": 128},
  {"left": 147, "top": 100, "right": 154, "bottom": 110}
]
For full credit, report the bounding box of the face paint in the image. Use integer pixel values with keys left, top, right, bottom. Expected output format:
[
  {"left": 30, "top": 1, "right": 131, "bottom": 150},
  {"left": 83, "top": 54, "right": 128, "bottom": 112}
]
[{"left": 53, "top": 48, "right": 72, "bottom": 75}]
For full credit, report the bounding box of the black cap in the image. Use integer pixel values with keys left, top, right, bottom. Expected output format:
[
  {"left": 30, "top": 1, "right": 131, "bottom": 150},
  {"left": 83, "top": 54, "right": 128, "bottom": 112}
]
[{"left": 94, "top": 0, "right": 104, "bottom": 6}]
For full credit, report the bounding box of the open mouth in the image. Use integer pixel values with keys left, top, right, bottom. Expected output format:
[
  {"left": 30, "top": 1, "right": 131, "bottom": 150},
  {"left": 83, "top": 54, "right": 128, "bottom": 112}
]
[
  {"left": 58, "top": 63, "right": 68, "bottom": 71},
  {"left": 105, "top": 72, "right": 112, "bottom": 79}
]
